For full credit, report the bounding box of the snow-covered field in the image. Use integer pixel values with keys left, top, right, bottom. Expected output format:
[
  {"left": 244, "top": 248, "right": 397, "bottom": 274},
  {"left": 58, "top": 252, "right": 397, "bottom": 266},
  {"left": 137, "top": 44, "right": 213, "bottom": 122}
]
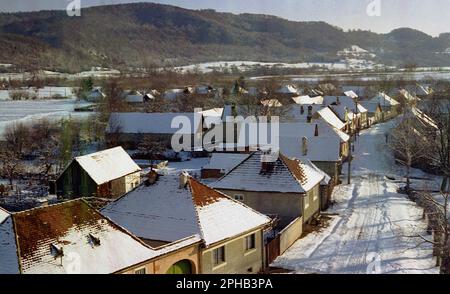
[
  {"left": 174, "top": 58, "right": 388, "bottom": 73},
  {"left": 0, "top": 99, "right": 93, "bottom": 136},
  {"left": 272, "top": 121, "right": 439, "bottom": 274}
]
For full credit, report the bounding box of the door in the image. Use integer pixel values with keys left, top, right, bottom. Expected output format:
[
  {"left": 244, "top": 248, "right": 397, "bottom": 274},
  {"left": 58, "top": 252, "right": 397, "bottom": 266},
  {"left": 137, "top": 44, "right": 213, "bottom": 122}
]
[{"left": 166, "top": 260, "right": 193, "bottom": 274}]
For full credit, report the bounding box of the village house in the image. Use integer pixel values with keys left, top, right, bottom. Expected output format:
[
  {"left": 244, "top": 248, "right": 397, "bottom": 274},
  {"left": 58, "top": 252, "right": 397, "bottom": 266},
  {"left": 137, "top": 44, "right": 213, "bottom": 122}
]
[
  {"left": 0, "top": 200, "right": 204, "bottom": 274},
  {"left": 122, "top": 90, "right": 155, "bottom": 104},
  {"left": 201, "top": 153, "right": 250, "bottom": 179},
  {"left": 105, "top": 112, "right": 203, "bottom": 149},
  {"left": 291, "top": 95, "right": 324, "bottom": 105},
  {"left": 211, "top": 151, "right": 324, "bottom": 227},
  {"left": 390, "top": 88, "right": 420, "bottom": 104},
  {"left": 276, "top": 84, "right": 301, "bottom": 97},
  {"left": 324, "top": 95, "right": 368, "bottom": 130},
  {"left": 317, "top": 106, "right": 348, "bottom": 131},
  {"left": 361, "top": 92, "right": 400, "bottom": 123},
  {"left": 341, "top": 85, "right": 367, "bottom": 98},
  {"left": 102, "top": 173, "right": 271, "bottom": 274},
  {"left": 278, "top": 122, "right": 350, "bottom": 184},
  {"left": 55, "top": 147, "right": 141, "bottom": 199},
  {"left": 85, "top": 87, "right": 106, "bottom": 102},
  {"left": 343, "top": 90, "right": 359, "bottom": 99}
]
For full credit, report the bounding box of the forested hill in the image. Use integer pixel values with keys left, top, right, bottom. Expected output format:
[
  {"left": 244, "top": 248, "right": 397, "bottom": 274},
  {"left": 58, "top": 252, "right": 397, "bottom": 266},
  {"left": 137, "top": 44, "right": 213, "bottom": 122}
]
[{"left": 1, "top": 2, "right": 449, "bottom": 72}]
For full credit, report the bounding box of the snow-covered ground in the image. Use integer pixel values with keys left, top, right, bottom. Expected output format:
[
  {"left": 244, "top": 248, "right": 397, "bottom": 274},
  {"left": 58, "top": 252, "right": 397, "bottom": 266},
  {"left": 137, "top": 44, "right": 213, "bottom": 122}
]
[
  {"left": 272, "top": 121, "right": 439, "bottom": 274},
  {"left": 174, "top": 59, "right": 388, "bottom": 73},
  {"left": 0, "top": 99, "right": 93, "bottom": 136}
]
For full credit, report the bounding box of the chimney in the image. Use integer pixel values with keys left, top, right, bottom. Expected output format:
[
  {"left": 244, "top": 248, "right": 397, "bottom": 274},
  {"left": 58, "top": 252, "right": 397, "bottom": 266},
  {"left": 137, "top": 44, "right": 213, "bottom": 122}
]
[
  {"left": 336, "top": 96, "right": 340, "bottom": 105},
  {"left": 146, "top": 170, "right": 159, "bottom": 186},
  {"left": 300, "top": 105, "right": 305, "bottom": 115},
  {"left": 307, "top": 105, "right": 313, "bottom": 123},
  {"left": 302, "top": 137, "right": 308, "bottom": 156},
  {"left": 179, "top": 171, "right": 189, "bottom": 189},
  {"left": 314, "top": 124, "right": 319, "bottom": 137}
]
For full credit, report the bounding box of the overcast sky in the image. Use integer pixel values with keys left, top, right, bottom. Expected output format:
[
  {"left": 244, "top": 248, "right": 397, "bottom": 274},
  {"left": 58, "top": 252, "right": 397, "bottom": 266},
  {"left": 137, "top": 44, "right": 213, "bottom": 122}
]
[{"left": 0, "top": 0, "right": 449, "bottom": 37}]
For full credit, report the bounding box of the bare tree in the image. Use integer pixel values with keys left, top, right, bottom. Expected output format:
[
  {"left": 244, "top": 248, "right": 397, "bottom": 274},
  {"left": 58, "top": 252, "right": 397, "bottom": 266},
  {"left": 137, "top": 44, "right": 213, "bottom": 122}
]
[
  {"left": 138, "top": 136, "right": 166, "bottom": 170},
  {"left": 0, "top": 148, "right": 23, "bottom": 187},
  {"left": 389, "top": 113, "right": 428, "bottom": 191}
]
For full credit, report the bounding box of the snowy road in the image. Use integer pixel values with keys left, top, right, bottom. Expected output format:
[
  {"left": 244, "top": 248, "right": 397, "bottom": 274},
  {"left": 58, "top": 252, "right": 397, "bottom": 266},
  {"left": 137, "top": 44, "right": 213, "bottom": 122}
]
[{"left": 273, "top": 121, "right": 438, "bottom": 274}]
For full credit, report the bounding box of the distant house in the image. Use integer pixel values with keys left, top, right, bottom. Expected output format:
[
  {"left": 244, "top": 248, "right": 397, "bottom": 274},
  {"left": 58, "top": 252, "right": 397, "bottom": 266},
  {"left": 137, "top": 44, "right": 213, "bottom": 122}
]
[
  {"left": 284, "top": 104, "right": 324, "bottom": 123},
  {"left": 342, "top": 85, "right": 366, "bottom": 98},
  {"left": 85, "top": 87, "right": 106, "bottom": 102},
  {"left": 324, "top": 96, "right": 368, "bottom": 130},
  {"left": 106, "top": 112, "right": 203, "bottom": 149},
  {"left": 278, "top": 122, "right": 349, "bottom": 184},
  {"left": 261, "top": 99, "right": 282, "bottom": 107},
  {"left": 123, "top": 90, "right": 155, "bottom": 104},
  {"left": 343, "top": 90, "right": 358, "bottom": 99},
  {"left": 390, "top": 88, "right": 420, "bottom": 104},
  {"left": 317, "top": 106, "right": 347, "bottom": 131},
  {"left": 292, "top": 95, "right": 324, "bottom": 105},
  {"left": 212, "top": 151, "right": 324, "bottom": 227},
  {"left": 276, "top": 84, "right": 299, "bottom": 96},
  {"left": 162, "top": 88, "right": 185, "bottom": 100},
  {"left": 369, "top": 92, "right": 400, "bottom": 111},
  {"left": 56, "top": 147, "right": 141, "bottom": 199},
  {"left": 0, "top": 200, "right": 198, "bottom": 274},
  {"left": 404, "top": 84, "right": 432, "bottom": 98},
  {"left": 195, "top": 85, "right": 214, "bottom": 95},
  {"left": 102, "top": 173, "right": 270, "bottom": 274},
  {"left": 201, "top": 153, "right": 250, "bottom": 179},
  {"left": 360, "top": 102, "right": 383, "bottom": 125},
  {"left": 198, "top": 108, "right": 223, "bottom": 129}
]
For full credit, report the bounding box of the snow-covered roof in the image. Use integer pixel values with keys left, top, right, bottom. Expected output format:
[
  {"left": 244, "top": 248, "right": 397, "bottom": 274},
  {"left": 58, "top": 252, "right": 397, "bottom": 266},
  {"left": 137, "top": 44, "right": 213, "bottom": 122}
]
[
  {"left": 292, "top": 95, "right": 324, "bottom": 105},
  {"left": 162, "top": 89, "right": 184, "bottom": 100},
  {"left": 202, "top": 153, "right": 251, "bottom": 173},
  {"left": 3, "top": 200, "right": 160, "bottom": 274},
  {"left": 399, "top": 89, "right": 420, "bottom": 101},
  {"left": 102, "top": 175, "right": 270, "bottom": 247},
  {"left": 0, "top": 206, "right": 9, "bottom": 224},
  {"left": 341, "top": 86, "right": 366, "bottom": 97},
  {"left": 284, "top": 104, "right": 324, "bottom": 123},
  {"left": 212, "top": 152, "right": 324, "bottom": 193},
  {"left": 306, "top": 161, "right": 331, "bottom": 185},
  {"left": 360, "top": 101, "right": 381, "bottom": 113},
  {"left": 411, "top": 107, "right": 438, "bottom": 129},
  {"left": 279, "top": 122, "right": 349, "bottom": 142},
  {"left": 198, "top": 108, "right": 223, "bottom": 128},
  {"left": 369, "top": 93, "right": 399, "bottom": 106},
  {"left": 0, "top": 215, "right": 20, "bottom": 274},
  {"left": 344, "top": 91, "right": 358, "bottom": 99},
  {"left": 74, "top": 147, "right": 141, "bottom": 185},
  {"left": 261, "top": 99, "right": 283, "bottom": 107},
  {"left": 107, "top": 112, "right": 203, "bottom": 135},
  {"left": 125, "top": 93, "right": 155, "bottom": 103},
  {"left": 277, "top": 85, "right": 298, "bottom": 94},
  {"left": 280, "top": 136, "right": 342, "bottom": 162},
  {"left": 324, "top": 96, "right": 367, "bottom": 113},
  {"left": 317, "top": 107, "right": 346, "bottom": 130}
]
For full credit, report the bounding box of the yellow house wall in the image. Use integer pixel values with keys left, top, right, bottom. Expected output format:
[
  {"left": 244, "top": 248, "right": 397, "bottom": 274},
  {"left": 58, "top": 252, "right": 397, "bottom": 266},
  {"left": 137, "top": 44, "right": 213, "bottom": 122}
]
[
  {"left": 302, "top": 184, "right": 320, "bottom": 223},
  {"left": 201, "top": 229, "right": 264, "bottom": 274},
  {"left": 217, "top": 189, "right": 302, "bottom": 226}
]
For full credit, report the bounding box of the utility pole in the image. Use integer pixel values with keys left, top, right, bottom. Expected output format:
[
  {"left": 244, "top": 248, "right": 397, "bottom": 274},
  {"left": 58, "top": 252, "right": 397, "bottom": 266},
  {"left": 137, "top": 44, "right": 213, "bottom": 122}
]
[{"left": 347, "top": 137, "right": 352, "bottom": 185}]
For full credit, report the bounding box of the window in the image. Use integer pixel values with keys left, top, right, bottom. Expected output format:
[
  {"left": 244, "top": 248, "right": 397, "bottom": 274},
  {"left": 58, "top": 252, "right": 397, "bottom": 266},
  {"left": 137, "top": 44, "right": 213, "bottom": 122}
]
[
  {"left": 213, "top": 246, "right": 226, "bottom": 266},
  {"left": 245, "top": 234, "right": 256, "bottom": 251},
  {"left": 313, "top": 190, "right": 318, "bottom": 201},
  {"left": 134, "top": 267, "right": 146, "bottom": 274},
  {"left": 304, "top": 195, "right": 310, "bottom": 209},
  {"left": 234, "top": 194, "right": 244, "bottom": 201}
]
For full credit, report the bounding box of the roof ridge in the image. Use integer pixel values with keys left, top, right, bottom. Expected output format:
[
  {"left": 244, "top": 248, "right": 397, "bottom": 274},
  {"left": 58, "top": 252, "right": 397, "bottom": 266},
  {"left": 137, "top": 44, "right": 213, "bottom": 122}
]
[
  {"left": 12, "top": 198, "right": 81, "bottom": 216},
  {"left": 213, "top": 152, "right": 255, "bottom": 183},
  {"left": 279, "top": 153, "right": 309, "bottom": 187}
]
